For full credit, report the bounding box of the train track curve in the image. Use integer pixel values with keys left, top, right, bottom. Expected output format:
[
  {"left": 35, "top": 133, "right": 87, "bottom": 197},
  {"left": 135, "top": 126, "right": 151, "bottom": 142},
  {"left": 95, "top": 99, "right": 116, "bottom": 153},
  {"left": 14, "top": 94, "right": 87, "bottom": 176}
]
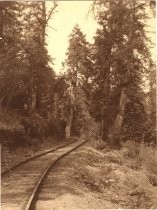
[
  {"left": 1, "top": 139, "right": 75, "bottom": 176},
  {"left": 1, "top": 138, "right": 88, "bottom": 210}
]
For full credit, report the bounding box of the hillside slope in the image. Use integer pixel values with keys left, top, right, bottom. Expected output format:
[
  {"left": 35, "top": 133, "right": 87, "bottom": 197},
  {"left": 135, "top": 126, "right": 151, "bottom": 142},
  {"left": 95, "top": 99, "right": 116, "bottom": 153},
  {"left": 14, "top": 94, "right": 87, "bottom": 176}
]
[{"left": 36, "top": 141, "right": 157, "bottom": 209}]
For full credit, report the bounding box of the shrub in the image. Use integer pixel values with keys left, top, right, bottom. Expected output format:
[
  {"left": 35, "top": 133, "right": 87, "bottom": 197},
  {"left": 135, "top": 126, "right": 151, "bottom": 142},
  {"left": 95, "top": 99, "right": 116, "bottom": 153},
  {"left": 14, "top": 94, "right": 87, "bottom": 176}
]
[
  {"left": 92, "top": 138, "right": 107, "bottom": 150},
  {"left": 144, "top": 120, "right": 156, "bottom": 145},
  {"left": 21, "top": 114, "right": 67, "bottom": 140},
  {"left": 21, "top": 114, "right": 48, "bottom": 139},
  {"left": 47, "top": 116, "right": 66, "bottom": 139},
  {"left": 0, "top": 108, "right": 21, "bottom": 129},
  {"left": 0, "top": 126, "right": 30, "bottom": 149},
  {"left": 125, "top": 141, "right": 141, "bottom": 158},
  {"left": 9, "top": 129, "right": 30, "bottom": 149},
  {"left": 125, "top": 140, "right": 157, "bottom": 174},
  {"left": 138, "top": 143, "right": 157, "bottom": 174},
  {"left": 121, "top": 99, "right": 148, "bottom": 143}
]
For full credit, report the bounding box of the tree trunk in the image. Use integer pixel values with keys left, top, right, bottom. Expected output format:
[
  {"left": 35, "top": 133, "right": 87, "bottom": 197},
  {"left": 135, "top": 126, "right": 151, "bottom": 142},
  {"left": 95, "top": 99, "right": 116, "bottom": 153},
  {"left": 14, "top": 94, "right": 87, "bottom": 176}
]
[
  {"left": 41, "top": 2, "right": 46, "bottom": 44},
  {"left": 6, "top": 95, "right": 12, "bottom": 109},
  {"left": 101, "top": 105, "right": 105, "bottom": 140},
  {"left": 30, "top": 90, "right": 37, "bottom": 113},
  {"left": 0, "top": 2, "right": 4, "bottom": 40},
  {"left": 0, "top": 95, "right": 5, "bottom": 106},
  {"left": 65, "top": 115, "right": 72, "bottom": 138},
  {"left": 101, "top": 80, "right": 110, "bottom": 142},
  {"left": 101, "top": 44, "right": 112, "bottom": 141},
  {"left": 28, "top": 73, "right": 37, "bottom": 114},
  {"left": 101, "top": 106, "right": 109, "bottom": 141},
  {"left": 70, "top": 107, "right": 78, "bottom": 137},
  {"left": 109, "top": 88, "right": 129, "bottom": 147}
]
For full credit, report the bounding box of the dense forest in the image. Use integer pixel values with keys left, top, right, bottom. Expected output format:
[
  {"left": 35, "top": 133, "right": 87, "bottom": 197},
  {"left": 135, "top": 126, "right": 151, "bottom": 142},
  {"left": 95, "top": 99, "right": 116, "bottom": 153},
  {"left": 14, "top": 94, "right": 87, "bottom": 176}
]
[{"left": 0, "top": 0, "right": 156, "bottom": 150}]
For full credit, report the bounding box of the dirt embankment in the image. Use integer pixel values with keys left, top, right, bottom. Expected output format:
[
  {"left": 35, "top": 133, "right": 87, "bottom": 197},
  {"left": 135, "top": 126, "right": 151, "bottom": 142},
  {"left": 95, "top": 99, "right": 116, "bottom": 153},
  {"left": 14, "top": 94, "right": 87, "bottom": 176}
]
[{"left": 36, "top": 141, "right": 157, "bottom": 209}]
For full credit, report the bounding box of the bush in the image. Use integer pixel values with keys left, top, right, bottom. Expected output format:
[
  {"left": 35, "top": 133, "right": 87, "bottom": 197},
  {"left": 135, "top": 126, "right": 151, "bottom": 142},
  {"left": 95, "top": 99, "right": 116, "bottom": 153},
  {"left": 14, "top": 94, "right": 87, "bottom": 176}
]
[
  {"left": 47, "top": 116, "right": 66, "bottom": 139},
  {"left": 21, "top": 114, "right": 67, "bottom": 140},
  {"left": 0, "top": 108, "right": 21, "bottom": 129},
  {"left": 93, "top": 138, "right": 107, "bottom": 150},
  {"left": 144, "top": 120, "right": 156, "bottom": 145},
  {"left": 0, "top": 126, "right": 30, "bottom": 149},
  {"left": 21, "top": 114, "right": 48, "bottom": 139},
  {"left": 125, "top": 140, "right": 157, "bottom": 174},
  {"left": 121, "top": 99, "right": 156, "bottom": 144},
  {"left": 10, "top": 129, "right": 30, "bottom": 149}
]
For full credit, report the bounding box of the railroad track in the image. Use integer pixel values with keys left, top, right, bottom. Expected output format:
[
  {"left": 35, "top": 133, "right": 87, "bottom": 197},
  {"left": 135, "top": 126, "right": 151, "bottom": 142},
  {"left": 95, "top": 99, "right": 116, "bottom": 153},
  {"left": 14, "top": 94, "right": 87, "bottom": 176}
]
[
  {"left": 1, "top": 139, "right": 75, "bottom": 176},
  {"left": 1, "top": 138, "right": 88, "bottom": 210}
]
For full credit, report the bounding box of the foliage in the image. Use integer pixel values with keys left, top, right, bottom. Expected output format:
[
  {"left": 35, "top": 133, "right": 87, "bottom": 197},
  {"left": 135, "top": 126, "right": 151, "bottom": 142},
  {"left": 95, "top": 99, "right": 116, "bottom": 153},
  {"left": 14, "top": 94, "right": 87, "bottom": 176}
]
[
  {"left": 0, "top": 1, "right": 155, "bottom": 146},
  {"left": 52, "top": 75, "right": 71, "bottom": 120},
  {"left": 90, "top": 0, "right": 152, "bottom": 143},
  {"left": 121, "top": 98, "right": 147, "bottom": 141},
  {"left": 65, "top": 25, "right": 93, "bottom": 137},
  {"left": 0, "top": 108, "right": 29, "bottom": 148},
  {"left": 125, "top": 140, "right": 157, "bottom": 174},
  {"left": 21, "top": 114, "right": 48, "bottom": 139},
  {"left": 0, "top": 2, "right": 57, "bottom": 116},
  {"left": 121, "top": 94, "right": 156, "bottom": 144},
  {"left": 0, "top": 1, "right": 71, "bottom": 145},
  {"left": 47, "top": 116, "right": 66, "bottom": 139},
  {"left": 0, "top": 2, "right": 26, "bottom": 107}
]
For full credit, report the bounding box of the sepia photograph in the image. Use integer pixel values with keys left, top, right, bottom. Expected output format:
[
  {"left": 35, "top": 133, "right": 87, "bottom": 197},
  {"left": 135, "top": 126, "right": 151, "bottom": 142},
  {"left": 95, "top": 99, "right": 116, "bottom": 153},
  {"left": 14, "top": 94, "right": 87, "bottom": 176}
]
[{"left": 0, "top": 0, "right": 156, "bottom": 209}]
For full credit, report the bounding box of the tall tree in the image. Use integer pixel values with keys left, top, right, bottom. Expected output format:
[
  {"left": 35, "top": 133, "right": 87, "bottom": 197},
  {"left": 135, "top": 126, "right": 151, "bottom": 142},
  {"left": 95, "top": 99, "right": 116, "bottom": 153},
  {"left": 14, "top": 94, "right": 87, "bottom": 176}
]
[
  {"left": 0, "top": 2, "right": 26, "bottom": 108},
  {"left": 0, "top": 2, "right": 58, "bottom": 117},
  {"left": 65, "top": 25, "right": 92, "bottom": 137},
  {"left": 21, "top": 2, "right": 57, "bottom": 115},
  {"left": 92, "top": 0, "right": 151, "bottom": 146}
]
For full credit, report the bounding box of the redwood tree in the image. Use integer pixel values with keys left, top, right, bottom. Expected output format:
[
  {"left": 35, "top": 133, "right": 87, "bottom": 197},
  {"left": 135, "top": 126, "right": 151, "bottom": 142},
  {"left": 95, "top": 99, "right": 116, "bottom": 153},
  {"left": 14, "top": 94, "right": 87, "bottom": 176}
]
[{"left": 92, "top": 0, "right": 151, "bottom": 146}]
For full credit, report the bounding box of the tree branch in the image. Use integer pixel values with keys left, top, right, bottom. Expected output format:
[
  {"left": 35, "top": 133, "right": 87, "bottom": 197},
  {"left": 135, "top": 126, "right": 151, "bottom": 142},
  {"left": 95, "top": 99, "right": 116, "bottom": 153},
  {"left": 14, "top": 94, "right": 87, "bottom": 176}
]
[
  {"left": 46, "top": 1, "right": 58, "bottom": 24},
  {"left": 47, "top": 25, "right": 58, "bottom": 31}
]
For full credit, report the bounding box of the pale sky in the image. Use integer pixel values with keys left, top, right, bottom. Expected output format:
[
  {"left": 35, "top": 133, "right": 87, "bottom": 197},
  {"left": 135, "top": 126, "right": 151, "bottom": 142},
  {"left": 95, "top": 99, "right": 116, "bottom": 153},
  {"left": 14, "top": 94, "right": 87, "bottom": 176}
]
[
  {"left": 46, "top": 1, "right": 98, "bottom": 73},
  {"left": 46, "top": 1, "right": 156, "bottom": 74}
]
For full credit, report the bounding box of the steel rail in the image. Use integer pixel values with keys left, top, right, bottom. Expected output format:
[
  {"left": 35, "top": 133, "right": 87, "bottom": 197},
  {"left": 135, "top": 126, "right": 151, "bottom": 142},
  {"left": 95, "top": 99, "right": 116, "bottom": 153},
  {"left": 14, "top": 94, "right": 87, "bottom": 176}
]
[
  {"left": 1, "top": 139, "right": 75, "bottom": 176},
  {"left": 25, "top": 139, "right": 88, "bottom": 210}
]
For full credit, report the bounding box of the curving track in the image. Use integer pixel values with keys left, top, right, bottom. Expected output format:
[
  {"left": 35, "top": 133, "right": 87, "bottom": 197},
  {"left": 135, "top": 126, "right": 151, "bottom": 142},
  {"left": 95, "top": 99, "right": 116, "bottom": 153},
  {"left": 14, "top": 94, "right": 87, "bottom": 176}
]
[
  {"left": 1, "top": 138, "right": 88, "bottom": 210},
  {"left": 1, "top": 139, "right": 75, "bottom": 176}
]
